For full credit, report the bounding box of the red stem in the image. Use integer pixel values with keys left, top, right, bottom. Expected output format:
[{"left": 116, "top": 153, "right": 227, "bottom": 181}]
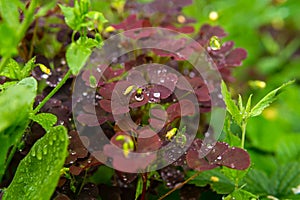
[{"left": 140, "top": 173, "right": 148, "bottom": 200}]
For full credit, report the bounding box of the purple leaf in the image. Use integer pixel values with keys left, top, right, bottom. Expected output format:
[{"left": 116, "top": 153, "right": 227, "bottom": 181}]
[{"left": 225, "top": 48, "right": 248, "bottom": 67}]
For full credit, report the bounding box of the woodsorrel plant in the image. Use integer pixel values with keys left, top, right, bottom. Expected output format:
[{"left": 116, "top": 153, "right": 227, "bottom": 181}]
[{"left": 0, "top": 0, "right": 294, "bottom": 200}]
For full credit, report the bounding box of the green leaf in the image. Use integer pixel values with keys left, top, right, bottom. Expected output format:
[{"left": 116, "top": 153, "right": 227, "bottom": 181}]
[
  {"left": 222, "top": 116, "right": 241, "bottom": 147},
  {"left": 0, "top": 77, "right": 37, "bottom": 181},
  {"left": 0, "top": 81, "right": 18, "bottom": 92},
  {"left": 0, "top": 77, "right": 37, "bottom": 133},
  {"left": 59, "top": 4, "right": 77, "bottom": 30},
  {"left": 2, "top": 125, "right": 69, "bottom": 200},
  {"left": 0, "top": 23, "right": 19, "bottom": 57},
  {"left": 250, "top": 81, "right": 294, "bottom": 117},
  {"left": 221, "top": 166, "right": 249, "bottom": 185},
  {"left": 221, "top": 81, "right": 242, "bottom": 125},
  {"left": 21, "top": 57, "right": 36, "bottom": 79},
  {"left": 276, "top": 134, "right": 300, "bottom": 163},
  {"left": 0, "top": 58, "right": 21, "bottom": 80},
  {"left": 88, "top": 165, "right": 114, "bottom": 185},
  {"left": 243, "top": 169, "right": 273, "bottom": 195},
  {"left": 35, "top": 0, "right": 57, "bottom": 17},
  {"left": 85, "top": 11, "right": 108, "bottom": 31},
  {"left": 238, "top": 94, "right": 244, "bottom": 112},
  {"left": 135, "top": 176, "right": 143, "bottom": 200},
  {"left": 244, "top": 163, "right": 300, "bottom": 198},
  {"left": 187, "top": 169, "right": 235, "bottom": 194},
  {"left": 271, "top": 162, "right": 300, "bottom": 197},
  {"left": 0, "top": 0, "right": 21, "bottom": 28},
  {"left": 30, "top": 113, "right": 57, "bottom": 132},
  {"left": 224, "top": 189, "right": 258, "bottom": 200},
  {"left": 66, "top": 39, "right": 92, "bottom": 75},
  {"left": 245, "top": 94, "right": 253, "bottom": 114}
]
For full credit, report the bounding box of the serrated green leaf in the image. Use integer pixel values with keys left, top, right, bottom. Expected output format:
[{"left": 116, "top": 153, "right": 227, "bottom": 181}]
[
  {"left": 238, "top": 94, "right": 244, "bottom": 112},
  {"left": 221, "top": 81, "right": 243, "bottom": 125},
  {"left": 3, "top": 126, "right": 69, "bottom": 200},
  {"left": 276, "top": 134, "right": 300, "bottom": 163},
  {"left": 224, "top": 189, "right": 258, "bottom": 200},
  {"left": 244, "top": 169, "right": 273, "bottom": 195},
  {"left": 245, "top": 163, "right": 300, "bottom": 198},
  {"left": 245, "top": 94, "right": 253, "bottom": 114},
  {"left": 250, "top": 81, "right": 294, "bottom": 117},
  {"left": 21, "top": 57, "right": 36, "bottom": 79},
  {"left": 187, "top": 169, "right": 235, "bottom": 194},
  {"left": 0, "top": 58, "right": 21, "bottom": 80},
  {"left": 66, "top": 40, "right": 92, "bottom": 75},
  {"left": 221, "top": 166, "right": 249, "bottom": 185},
  {"left": 272, "top": 162, "right": 300, "bottom": 197},
  {"left": 30, "top": 113, "right": 57, "bottom": 132}
]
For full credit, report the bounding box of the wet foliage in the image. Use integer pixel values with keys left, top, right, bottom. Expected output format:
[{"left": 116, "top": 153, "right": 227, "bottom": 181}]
[{"left": 0, "top": 0, "right": 299, "bottom": 200}]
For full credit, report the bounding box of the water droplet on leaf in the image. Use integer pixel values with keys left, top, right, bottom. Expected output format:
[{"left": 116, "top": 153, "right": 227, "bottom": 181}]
[
  {"left": 209, "top": 36, "right": 221, "bottom": 50},
  {"left": 135, "top": 94, "right": 144, "bottom": 101}
]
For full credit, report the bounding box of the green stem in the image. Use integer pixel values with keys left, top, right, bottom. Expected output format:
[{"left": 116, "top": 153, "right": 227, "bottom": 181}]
[
  {"left": 241, "top": 122, "right": 247, "bottom": 149},
  {"left": 33, "top": 70, "right": 72, "bottom": 114},
  {"left": 18, "top": 0, "right": 38, "bottom": 40}
]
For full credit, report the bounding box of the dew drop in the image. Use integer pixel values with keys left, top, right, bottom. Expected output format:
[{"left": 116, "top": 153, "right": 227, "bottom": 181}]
[
  {"left": 189, "top": 71, "right": 196, "bottom": 78},
  {"left": 230, "top": 163, "right": 235, "bottom": 168},
  {"left": 31, "top": 149, "right": 36, "bottom": 157},
  {"left": 176, "top": 52, "right": 184, "bottom": 58},
  {"left": 37, "top": 149, "right": 43, "bottom": 160},
  {"left": 41, "top": 74, "right": 49, "bottom": 79},
  {"left": 43, "top": 148, "right": 48, "bottom": 155},
  {"left": 95, "top": 94, "right": 102, "bottom": 100},
  {"left": 153, "top": 92, "right": 160, "bottom": 98},
  {"left": 60, "top": 134, "right": 65, "bottom": 142},
  {"left": 135, "top": 94, "right": 144, "bottom": 102},
  {"left": 70, "top": 151, "right": 77, "bottom": 156},
  {"left": 217, "top": 156, "right": 222, "bottom": 160},
  {"left": 209, "top": 36, "right": 222, "bottom": 50},
  {"left": 82, "top": 92, "right": 88, "bottom": 97}
]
